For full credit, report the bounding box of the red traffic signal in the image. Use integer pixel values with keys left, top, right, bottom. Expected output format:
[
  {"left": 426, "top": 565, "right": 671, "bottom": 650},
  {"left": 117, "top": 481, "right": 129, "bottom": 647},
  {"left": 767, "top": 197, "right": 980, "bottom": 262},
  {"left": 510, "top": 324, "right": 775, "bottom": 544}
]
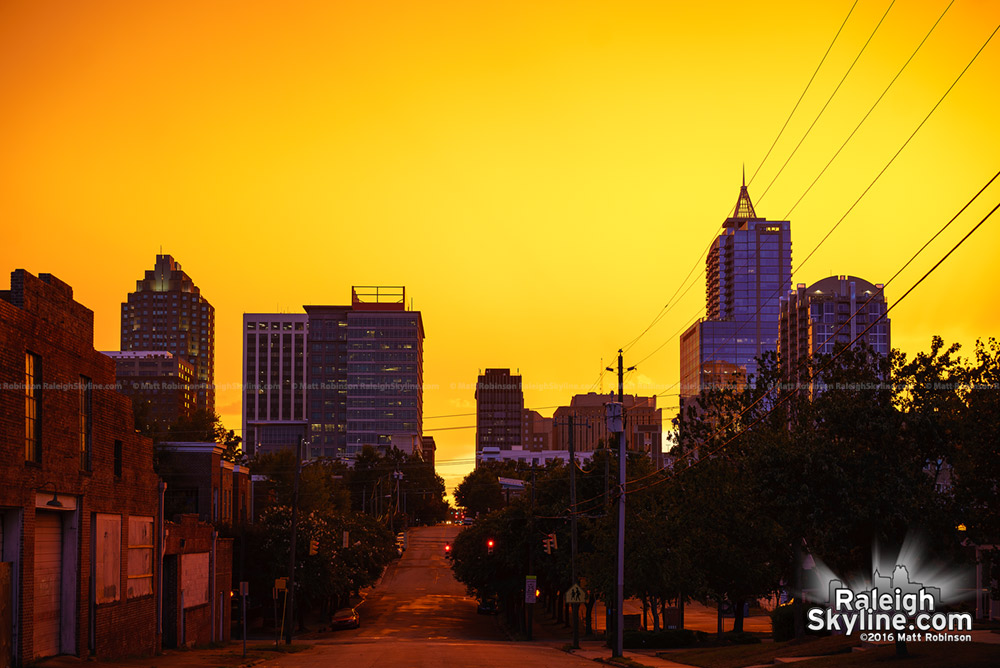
[
  {"left": 487, "top": 539, "right": 494, "bottom": 555},
  {"left": 444, "top": 543, "right": 451, "bottom": 552}
]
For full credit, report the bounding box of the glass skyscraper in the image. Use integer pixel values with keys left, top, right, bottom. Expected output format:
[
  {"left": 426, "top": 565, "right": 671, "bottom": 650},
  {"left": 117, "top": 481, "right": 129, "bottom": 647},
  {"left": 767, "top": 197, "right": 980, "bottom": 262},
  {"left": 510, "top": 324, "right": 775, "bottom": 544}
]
[{"left": 680, "top": 179, "right": 792, "bottom": 400}]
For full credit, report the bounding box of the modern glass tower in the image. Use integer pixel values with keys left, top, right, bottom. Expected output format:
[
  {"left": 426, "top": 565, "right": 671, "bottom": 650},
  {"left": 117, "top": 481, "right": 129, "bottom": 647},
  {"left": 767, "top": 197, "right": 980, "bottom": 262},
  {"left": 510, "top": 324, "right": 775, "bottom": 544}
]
[{"left": 679, "top": 178, "right": 792, "bottom": 400}]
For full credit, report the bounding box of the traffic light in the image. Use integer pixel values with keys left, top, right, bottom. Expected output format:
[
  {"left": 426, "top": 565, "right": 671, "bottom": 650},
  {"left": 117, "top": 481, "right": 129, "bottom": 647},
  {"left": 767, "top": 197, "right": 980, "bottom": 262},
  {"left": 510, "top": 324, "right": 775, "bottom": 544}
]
[
  {"left": 444, "top": 543, "right": 452, "bottom": 556},
  {"left": 487, "top": 539, "right": 494, "bottom": 555},
  {"left": 543, "top": 537, "right": 551, "bottom": 554},
  {"left": 309, "top": 539, "right": 319, "bottom": 556},
  {"left": 549, "top": 533, "right": 557, "bottom": 550}
]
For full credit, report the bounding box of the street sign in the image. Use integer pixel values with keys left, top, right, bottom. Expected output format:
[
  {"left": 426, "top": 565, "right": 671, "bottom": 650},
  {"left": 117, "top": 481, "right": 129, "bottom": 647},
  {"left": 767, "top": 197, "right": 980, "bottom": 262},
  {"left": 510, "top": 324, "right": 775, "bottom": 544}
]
[
  {"left": 566, "top": 584, "right": 587, "bottom": 605},
  {"left": 605, "top": 402, "right": 623, "bottom": 433},
  {"left": 239, "top": 581, "right": 249, "bottom": 596},
  {"left": 525, "top": 576, "right": 537, "bottom": 604},
  {"left": 274, "top": 577, "right": 287, "bottom": 591}
]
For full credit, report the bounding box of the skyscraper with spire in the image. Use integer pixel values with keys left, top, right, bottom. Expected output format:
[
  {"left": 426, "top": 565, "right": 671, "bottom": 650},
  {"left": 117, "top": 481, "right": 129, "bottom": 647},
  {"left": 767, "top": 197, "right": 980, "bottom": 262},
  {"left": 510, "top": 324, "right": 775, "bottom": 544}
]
[
  {"left": 121, "top": 254, "right": 215, "bottom": 415},
  {"left": 679, "top": 176, "right": 792, "bottom": 401}
]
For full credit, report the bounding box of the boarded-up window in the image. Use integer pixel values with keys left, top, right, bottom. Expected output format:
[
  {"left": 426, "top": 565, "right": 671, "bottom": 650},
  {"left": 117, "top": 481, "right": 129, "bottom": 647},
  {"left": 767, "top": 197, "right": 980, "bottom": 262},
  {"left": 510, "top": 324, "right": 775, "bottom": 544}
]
[
  {"left": 95, "top": 514, "right": 121, "bottom": 603},
  {"left": 181, "top": 552, "right": 209, "bottom": 608},
  {"left": 127, "top": 516, "right": 154, "bottom": 598}
]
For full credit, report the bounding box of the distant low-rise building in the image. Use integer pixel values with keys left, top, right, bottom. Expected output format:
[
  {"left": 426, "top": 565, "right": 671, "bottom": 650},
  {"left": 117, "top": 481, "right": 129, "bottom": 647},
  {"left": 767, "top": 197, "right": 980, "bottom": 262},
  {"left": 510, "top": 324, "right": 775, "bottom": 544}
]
[
  {"left": 104, "top": 350, "right": 196, "bottom": 432},
  {"left": 552, "top": 393, "right": 664, "bottom": 466},
  {"left": 157, "top": 442, "right": 252, "bottom": 526}
]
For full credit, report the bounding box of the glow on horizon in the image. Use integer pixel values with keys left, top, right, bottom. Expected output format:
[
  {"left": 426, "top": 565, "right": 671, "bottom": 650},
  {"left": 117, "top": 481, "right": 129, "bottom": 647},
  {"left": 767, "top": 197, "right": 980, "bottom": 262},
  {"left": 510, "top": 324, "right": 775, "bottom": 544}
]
[{"left": 2, "top": 1, "right": 999, "bottom": 495}]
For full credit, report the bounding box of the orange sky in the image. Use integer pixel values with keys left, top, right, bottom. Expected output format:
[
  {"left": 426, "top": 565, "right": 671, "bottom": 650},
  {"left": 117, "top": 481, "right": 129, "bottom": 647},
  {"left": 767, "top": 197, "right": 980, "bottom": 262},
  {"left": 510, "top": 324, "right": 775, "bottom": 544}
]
[{"left": 2, "top": 1, "right": 999, "bottom": 495}]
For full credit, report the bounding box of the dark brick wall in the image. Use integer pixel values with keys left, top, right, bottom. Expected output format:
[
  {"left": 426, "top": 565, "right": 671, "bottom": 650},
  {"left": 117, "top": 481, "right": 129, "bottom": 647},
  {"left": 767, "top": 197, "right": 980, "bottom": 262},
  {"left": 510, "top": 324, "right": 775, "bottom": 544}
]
[
  {"left": 163, "top": 516, "right": 232, "bottom": 646},
  {"left": 0, "top": 270, "right": 161, "bottom": 663}
]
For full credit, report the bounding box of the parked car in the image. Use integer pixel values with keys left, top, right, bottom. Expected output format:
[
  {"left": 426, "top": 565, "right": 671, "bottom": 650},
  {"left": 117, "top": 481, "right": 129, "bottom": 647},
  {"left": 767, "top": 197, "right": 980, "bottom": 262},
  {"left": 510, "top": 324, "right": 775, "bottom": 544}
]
[
  {"left": 331, "top": 607, "right": 360, "bottom": 630},
  {"left": 477, "top": 596, "right": 499, "bottom": 615}
]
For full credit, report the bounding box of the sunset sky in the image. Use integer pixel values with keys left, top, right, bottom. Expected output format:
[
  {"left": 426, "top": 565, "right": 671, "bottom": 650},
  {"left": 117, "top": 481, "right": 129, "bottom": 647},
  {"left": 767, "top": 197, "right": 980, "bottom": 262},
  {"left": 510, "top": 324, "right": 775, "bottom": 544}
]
[{"left": 2, "top": 1, "right": 999, "bottom": 495}]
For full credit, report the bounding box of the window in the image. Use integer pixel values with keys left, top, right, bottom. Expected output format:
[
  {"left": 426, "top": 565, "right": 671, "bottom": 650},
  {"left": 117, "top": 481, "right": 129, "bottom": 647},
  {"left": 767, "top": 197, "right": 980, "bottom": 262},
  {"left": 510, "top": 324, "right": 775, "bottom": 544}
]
[
  {"left": 80, "top": 376, "right": 92, "bottom": 470},
  {"left": 114, "top": 440, "right": 123, "bottom": 477},
  {"left": 25, "top": 352, "right": 41, "bottom": 463},
  {"left": 181, "top": 552, "right": 209, "bottom": 608},
  {"left": 95, "top": 514, "right": 122, "bottom": 603},
  {"left": 127, "top": 516, "right": 154, "bottom": 598}
]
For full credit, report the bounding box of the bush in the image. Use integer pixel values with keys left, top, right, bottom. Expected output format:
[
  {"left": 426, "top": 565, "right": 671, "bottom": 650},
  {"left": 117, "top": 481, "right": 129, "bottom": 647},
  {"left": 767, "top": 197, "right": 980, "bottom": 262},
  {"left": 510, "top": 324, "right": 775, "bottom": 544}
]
[
  {"left": 622, "top": 629, "right": 708, "bottom": 649},
  {"left": 770, "top": 603, "right": 829, "bottom": 641},
  {"left": 770, "top": 603, "right": 797, "bottom": 641}
]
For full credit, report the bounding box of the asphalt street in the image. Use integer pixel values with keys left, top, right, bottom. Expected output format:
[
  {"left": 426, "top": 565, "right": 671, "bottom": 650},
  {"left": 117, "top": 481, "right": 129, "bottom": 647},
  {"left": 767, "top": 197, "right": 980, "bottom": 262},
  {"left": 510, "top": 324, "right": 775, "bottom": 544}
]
[{"left": 262, "top": 524, "right": 596, "bottom": 667}]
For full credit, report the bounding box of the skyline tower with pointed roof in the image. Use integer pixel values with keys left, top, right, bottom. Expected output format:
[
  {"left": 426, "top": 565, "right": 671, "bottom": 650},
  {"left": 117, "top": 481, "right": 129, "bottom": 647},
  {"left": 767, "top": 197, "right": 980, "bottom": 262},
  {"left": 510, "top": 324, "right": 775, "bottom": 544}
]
[
  {"left": 679, "top": 178, "right": 792, "bottom": 401},
  {"left": 121, "top": 254, "right": 216, "bottom": 414}
]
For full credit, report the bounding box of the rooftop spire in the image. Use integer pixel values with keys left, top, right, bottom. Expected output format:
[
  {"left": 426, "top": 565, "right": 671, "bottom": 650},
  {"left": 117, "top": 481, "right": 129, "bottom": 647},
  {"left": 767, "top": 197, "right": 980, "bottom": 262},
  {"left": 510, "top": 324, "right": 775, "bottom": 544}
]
[{"left": 731, "top": 173, "right": 758, "bottom": 222}]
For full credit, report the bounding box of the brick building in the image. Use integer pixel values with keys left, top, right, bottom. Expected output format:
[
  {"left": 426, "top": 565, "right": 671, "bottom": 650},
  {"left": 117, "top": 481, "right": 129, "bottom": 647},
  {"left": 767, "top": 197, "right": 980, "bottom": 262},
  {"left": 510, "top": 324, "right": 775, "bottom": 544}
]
[
  {"left": 0, "top": 270, "right": 162, "bottom": 664},
  {"left": 157, "top": 442, "right": 252, "bottom": 527},
  {"left": 161, "top": 514, "right": 232, "bottom": 648}
]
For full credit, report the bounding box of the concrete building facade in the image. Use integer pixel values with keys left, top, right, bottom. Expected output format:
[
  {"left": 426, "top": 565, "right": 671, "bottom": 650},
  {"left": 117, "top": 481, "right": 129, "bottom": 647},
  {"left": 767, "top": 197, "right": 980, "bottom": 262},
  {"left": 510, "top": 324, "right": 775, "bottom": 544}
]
[
  {"left": 241, "top": 313, "right": 309, "bottom": 457},
  {"left": 475, "top": 369, "right": 524, "bottom": 451},
  {"left": 242, "top": 287, "right": 423, "bottom": 460}
]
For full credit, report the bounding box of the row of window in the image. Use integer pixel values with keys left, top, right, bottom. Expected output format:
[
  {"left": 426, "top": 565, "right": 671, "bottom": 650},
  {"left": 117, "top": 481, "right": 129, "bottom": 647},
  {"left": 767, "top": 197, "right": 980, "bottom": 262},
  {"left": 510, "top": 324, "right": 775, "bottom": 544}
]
[
  {"left": 24, "top": 352, "right": 124, "bottom": 475},
  {"left": 245, "top": 321, "right": 306, "bottom": 331}
]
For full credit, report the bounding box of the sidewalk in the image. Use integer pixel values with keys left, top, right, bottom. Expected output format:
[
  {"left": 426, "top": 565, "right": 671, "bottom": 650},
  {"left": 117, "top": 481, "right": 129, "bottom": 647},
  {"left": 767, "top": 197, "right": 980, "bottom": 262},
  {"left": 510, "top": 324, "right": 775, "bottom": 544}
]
[
  {"left": 568, "top": 640, "right": 695, "bottom": 667},
  {"left": 35, "top": 641, "right": 314, "bottom": 668}
]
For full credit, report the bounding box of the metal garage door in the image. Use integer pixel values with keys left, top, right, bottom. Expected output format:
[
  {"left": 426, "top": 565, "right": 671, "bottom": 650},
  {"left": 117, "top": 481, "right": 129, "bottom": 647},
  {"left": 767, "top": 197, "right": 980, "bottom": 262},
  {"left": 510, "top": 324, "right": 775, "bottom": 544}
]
[{"left": 33, "top": 512, "right": 61, "bottom": 658}]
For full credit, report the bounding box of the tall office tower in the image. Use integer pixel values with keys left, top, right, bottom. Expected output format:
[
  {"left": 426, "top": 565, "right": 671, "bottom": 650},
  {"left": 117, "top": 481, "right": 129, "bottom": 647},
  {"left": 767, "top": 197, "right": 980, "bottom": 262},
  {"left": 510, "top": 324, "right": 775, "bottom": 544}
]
[
  {"left": 779, "top": 275, "right": 891, "bottom": 390},
  {"left": 679, "top": 178, "right": 792, "bottom": 402},
  {"left": 121, "top": 255, "right": 215, "bottom": 413},
  {"left": 309, "top": 287, "right": 424, "bottom": 458},
  {"left": 244, "top": 287, "right": 423, "bottom": 460},
  {"left": 242, "top": 313, "right": 309, "bottom": 456},
  {"left": 104, "top": 351, "right": 195, "bottom": 432},
  {"left": 475, "top": 368, "right": 524, "bottom": 451}
]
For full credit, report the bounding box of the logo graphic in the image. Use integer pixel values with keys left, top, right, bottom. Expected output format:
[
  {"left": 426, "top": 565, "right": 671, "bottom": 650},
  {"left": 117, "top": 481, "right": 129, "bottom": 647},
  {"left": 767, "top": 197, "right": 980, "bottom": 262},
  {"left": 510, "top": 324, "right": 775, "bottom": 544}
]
[{"left": 803, "top": 537, "right": 973, "bottom": 643}]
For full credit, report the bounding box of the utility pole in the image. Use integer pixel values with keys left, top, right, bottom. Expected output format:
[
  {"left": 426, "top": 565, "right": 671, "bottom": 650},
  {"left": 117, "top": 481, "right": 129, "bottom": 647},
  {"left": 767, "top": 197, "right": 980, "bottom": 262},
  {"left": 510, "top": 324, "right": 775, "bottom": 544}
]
[
  {"left": 285, "top": 436, "right": 303, "bottom": 645},
  {"left": 569, "top": 415, "right": 580, "bottom": 649},
  {"left": 527, "top": 467, "right": 536, "bottom": 640},
  {"left": 607, "top": 349, "right": 633, "bottom": 657}
]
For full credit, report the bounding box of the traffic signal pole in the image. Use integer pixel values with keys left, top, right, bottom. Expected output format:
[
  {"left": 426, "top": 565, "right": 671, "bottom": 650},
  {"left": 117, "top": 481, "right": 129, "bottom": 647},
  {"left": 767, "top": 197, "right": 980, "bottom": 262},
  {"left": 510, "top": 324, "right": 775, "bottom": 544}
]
[
  {"left": 285, "top": 436, "right": 303, "bottom": 645},
  {"left": 569, "top": 415, "right": 580, "bottom": 649}
]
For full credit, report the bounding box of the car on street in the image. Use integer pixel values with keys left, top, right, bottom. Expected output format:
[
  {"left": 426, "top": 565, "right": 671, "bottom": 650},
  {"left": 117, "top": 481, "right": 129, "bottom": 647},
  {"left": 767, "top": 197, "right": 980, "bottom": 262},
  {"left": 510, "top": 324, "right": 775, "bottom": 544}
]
[
  {"left": 476, "top": 596, "right": 499, "bottom": 615},
  {"left": 331, "top": 607, "right": 360, "bottom": 630}
]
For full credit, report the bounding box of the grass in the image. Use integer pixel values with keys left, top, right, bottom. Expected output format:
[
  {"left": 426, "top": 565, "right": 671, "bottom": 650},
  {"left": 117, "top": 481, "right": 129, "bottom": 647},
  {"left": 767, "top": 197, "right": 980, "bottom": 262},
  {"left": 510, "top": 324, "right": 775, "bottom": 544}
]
[
  {"left": 799, "top": 642, "right": 1000, "bottom": 667},
  {"left": 663, "top": 635, "right": 859, "bottom": 668}
]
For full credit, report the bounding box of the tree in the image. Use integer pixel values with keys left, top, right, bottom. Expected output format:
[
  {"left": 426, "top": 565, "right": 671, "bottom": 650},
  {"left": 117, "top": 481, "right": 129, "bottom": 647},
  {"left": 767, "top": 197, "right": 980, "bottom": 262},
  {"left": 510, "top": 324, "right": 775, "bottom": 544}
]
[
  {"left": 455, "top": 467, "right": 504, "bottom": 517},
  {"left": 166, "top": 408, "right": 245, "bottom": 462}
]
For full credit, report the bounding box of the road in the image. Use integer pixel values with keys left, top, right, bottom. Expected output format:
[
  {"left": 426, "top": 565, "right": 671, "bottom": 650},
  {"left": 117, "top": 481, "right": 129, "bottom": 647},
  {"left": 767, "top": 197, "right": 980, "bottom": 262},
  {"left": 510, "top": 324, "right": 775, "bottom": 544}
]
[{"left": 261, "top": 524, "right": 594, "bottom": 668}]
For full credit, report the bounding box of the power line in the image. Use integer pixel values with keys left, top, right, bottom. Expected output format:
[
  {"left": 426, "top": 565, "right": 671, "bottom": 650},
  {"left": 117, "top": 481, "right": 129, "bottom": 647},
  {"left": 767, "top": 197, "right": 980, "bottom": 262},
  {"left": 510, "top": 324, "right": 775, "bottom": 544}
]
[
  {"left": 756, "top": 0, "right": 897, "bottom": 207},
  {"left": 628, "top": 188, "right": 1000, "bottom": 500},
  {"left": 628, "top": 18, "right": 999, "bottom": 381},
  {"left": 748, "top": 0, "right": 861, "bottom": 186},
  {"left": 783, "top": 0, "right": 956, "bottom": 219}
]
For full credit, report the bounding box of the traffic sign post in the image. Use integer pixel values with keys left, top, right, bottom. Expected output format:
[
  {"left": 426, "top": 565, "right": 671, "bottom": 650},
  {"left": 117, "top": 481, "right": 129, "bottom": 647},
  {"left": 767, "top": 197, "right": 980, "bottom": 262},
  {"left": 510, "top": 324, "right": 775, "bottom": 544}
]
[{"left": 566, "top": 584, "right": 587, "bottom": 649}]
